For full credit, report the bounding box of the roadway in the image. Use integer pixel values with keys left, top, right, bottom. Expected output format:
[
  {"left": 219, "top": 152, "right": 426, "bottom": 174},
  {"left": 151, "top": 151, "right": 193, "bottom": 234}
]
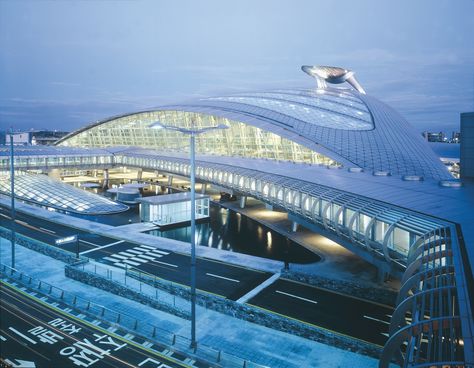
[
  {"left": 248, "top": 279, "right": 392, "bottom": 345},
  {"left": 0, "top": 280, "right": 207, "bottom": 368},
  {"left": 0, "top": 206, "right": 271, "bottom": 301},
  {"left": 0, "top": 204, "right": 393, "bottom": 346}
]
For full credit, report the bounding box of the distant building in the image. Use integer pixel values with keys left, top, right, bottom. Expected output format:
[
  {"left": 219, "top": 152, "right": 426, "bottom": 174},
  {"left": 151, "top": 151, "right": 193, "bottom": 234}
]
[
  {"left": 422, "top": 131, "right": 446, "bottom": 142},
  {"left": 422, "top": 131, "right": 461, "bottom": 143},
  {"left": 460, "top": 112, "right": 474, "bottom": 179},
  {"left": 31, "top": 130, "right": 69, "bottom": 146},
  {"left": 4, "top": 130, "right": 69, "bottom": 146},
  {"left": 451, "top": 131, "right": 460, "bottom": 143},
  {"left": 6, "top": 132, "right": 32, "bottom": 145}
]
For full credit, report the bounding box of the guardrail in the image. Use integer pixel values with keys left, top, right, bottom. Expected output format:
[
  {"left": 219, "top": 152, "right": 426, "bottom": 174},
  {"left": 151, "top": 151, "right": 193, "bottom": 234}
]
[{"left": 0, "top": 263, "right": 268, "bottom": 368}]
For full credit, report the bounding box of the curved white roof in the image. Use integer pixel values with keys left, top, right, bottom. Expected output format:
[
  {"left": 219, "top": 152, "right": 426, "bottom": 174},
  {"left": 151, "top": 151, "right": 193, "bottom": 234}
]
[{"left": 57, "top": 86, "right": 451, "bottom": 181}]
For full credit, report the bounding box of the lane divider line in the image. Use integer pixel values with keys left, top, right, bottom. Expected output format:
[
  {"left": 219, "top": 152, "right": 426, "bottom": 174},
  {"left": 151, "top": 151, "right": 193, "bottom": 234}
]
[
  {"left": 152, "top": 260, "right": 178, "bottom": 268},
  {"left": 8, "top": 327, "right": 37, "bottom": 344},
  {"left": 363, "top": 315, "right": 390, "bottom": 325},
  {"left": 275, "top": 290, "right": 318, "bottom": 304},
  {"left": 206, "top": 273, "right": 239, "bottom": 283}
]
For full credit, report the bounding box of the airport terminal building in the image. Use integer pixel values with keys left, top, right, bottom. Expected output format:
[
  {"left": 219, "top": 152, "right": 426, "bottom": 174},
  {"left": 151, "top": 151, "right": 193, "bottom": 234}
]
[{"left": 1, "top": 66, "right": 473, "bottom": 367}]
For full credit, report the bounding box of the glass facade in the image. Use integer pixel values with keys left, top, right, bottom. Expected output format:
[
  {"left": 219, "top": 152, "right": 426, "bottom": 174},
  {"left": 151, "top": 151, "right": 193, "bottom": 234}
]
[
  {"left": 0, "top": 171, "right": 128, "bottom": 214},
  {"left": 138, "top": 194, "right": 209, "bottom": 226},
  {"left": 59, "top": 111, "right": 339, "bottom": 166},
  {"left": 115, "top": 152, "right": 444, "bottom": 267}
]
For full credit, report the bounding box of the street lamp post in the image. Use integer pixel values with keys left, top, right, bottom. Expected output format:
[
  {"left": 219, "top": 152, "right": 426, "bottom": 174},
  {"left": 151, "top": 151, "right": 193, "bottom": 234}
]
[
  {"left": 152, "top": 121, "right": 228, "bottom": 348},
  {"left": 9, "top": 128, "right": 16, "bottom": 269}
]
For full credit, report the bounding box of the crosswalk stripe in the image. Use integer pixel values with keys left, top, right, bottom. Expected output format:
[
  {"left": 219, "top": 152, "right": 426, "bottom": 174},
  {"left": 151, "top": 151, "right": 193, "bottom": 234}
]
[
  {"left": 126, "top": 249, "right": 143, "bottom": 255},
  {"left": 104, "top": 256, "right": 121, "bottom": 262},
  {"left": 123, "top": 260, "right": 140, "bottom": 266},
  {"left": 129, "top": 257, "right": 147, "bottom": 263},
  {"left": 111, "top": 254, "right": 127, "bottom": 260},
  {"left": 137, "top": 254, "right": 155, "bottom": 260},
  {"left": 119, "top": 252, "right": 135, "bottom": 257},
  {"left": 149, "top": 249, "right": 169, "bottom": 255},
  {"left": 113, "top": 262, "right": 127, "bottom": 268},
  {"left": 138, "top": 245, "right": 155, "bottom": 250},
  {"left": 148, "top": 252, "right": 164, "bottom": 258}
]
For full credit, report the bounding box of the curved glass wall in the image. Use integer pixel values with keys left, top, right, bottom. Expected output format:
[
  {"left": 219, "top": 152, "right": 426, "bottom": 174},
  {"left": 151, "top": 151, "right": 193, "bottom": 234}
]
[
  {"left": 0, "top": 171, "right": 128, "bottom": 214},
  {"left": 59, "top": 111, "right": 340, "bottom": 166}
]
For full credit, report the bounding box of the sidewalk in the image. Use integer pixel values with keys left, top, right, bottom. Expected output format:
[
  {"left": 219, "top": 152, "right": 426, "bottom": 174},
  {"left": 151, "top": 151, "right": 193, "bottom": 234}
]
[{"left": 0, "top": 237, "right": 387, "bottom": 368}]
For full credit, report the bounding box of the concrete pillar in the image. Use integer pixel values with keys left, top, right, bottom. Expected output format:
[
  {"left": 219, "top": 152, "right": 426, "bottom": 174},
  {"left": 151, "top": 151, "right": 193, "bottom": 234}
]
[
  {"left": 200, "top": 183, "right": 207, "bottom": 194},
  {"left": 291, "top": 221, "right": 299, "bottom": 232},
  {"left": 137, "top": 168, "right": 143, "bottom": 181},
  {"left": 103, "top": 169, "right": 109, "bottom": 189},
  {"left": 239, "top": 196, "right": 247, "bottom": 209},
  {"left": 167, "top": 175, "right": 173, "bottom": 194}
]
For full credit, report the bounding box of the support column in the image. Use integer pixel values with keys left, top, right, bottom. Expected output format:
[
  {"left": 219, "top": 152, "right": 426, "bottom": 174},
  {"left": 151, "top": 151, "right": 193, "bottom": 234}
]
[
  {"left": 291, "top": 221, "right": 299, "bottom": 232},
  {"left": 137, "top": 168, "right": 143, "bottom": 181},
  {"left": 239, "top": 196, "right": 247, "bottom": 209},
  {"left": 200, "top": 183, "right": 207, "bottom": 194},
  {"left": 167, "top": 175, "right": 173, "bottom": 194},
  {"left": 103, "top": 169, "right": 109, "bottom": 189}
]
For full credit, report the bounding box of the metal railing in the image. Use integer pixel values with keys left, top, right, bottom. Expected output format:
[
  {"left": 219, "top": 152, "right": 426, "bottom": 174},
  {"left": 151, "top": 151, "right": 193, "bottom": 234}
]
[{"left": 0, "top": 263, "right": 268, "bottom": 368}]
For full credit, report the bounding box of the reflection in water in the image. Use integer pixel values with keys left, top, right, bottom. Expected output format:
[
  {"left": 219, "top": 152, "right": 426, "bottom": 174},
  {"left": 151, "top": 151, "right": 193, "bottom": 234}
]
[{"left": 147, "top": 205, "right": 320, "bottom": 264}]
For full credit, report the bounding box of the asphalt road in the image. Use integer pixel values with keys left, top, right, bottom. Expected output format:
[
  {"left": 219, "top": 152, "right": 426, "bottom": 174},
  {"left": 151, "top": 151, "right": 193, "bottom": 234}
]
[
  {"left": 0, "top": 281, "right": 205, "bottom": 368},
  {"left": 1, "top": 204, "right": 393, "bottom": 345},
  {"left": 248, "top": 278, "right": 392, "bottom": 346},
  {"left": 0, "top": 206, "right": 271, "bottom": 300}
]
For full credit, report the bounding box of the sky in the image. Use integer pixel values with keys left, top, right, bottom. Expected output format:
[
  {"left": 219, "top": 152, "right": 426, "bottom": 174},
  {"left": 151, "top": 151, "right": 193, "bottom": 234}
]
[{"left": 0, "top": 0, "right": 473, "bottom": 133}]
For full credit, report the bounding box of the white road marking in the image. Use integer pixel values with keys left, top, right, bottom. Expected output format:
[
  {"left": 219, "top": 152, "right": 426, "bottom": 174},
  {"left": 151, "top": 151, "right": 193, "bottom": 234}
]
[
  {"left": 150, "top": 249, "right": 169, "bottom": 255},
  {"left": 0, "top": 213, "right": 11, "bottom": 219},
  {"left": 79, "top": 239, "right": 100, "bottom": 247},
  {"left": 80, "top": 240, "right": 124, "bottom": 255},
  {"left": 103, "top": 256, "right": 120, "bottom": 262},
  {"left": 137, "top": 254, "right": 155, "bottom": 261},
  {"left": 147, "top": 252, "right": 164, "bottom": 258},
  {"left": 125, "top": 249, "right": 143, "bottom": 255},
  {"left": 113, "top": 262, "right": 127, "bottom": 268},
  {"left": 142, "top": 341, "right": 153, "bottom": 348},
  {"left": 381, "top": 332, "right": 389, "bottom": 337},
  {"left": 123, "top": 260, "right": 140, "bottom": 266},
  {"left": 39, "top": 227, "right": 56, "bottom": 234},
  {"left": 119, "top": 251, "right": 135, "bottom": 257},
  {"left": 129, "top": 257, "right": 147, "bottom": 263},
  {"left": 8, "top": 327, "right": 37, "bottom": 344},
  {"left": 363, "top": 315, "right": 390, "bottom": 324},
  {"left": 110, "top": 254, "right": 127, "bottom": 260},
  {"left": 206, "top": 273, "right": 239, "bottom": 283},
  {"left": 133, "top": 256, "right": 153, "bottom": 262},
  {"left": 275, "top": 290, "right": 318, "bottom": 305},
  {"left": 137, "top": 245, "right": 155, "bottom": 250},
  {"left": 136, "top": 245, "right": 169, "bottom": 255},
  {"left": 138, "top": 358, "right": 162, "bottom": 367},
  {"left": 135, "top": 247, "right": 152, "bottom": 252},
  {"left": 152, "top": 260, "right": 178, "bottom": 268},
  {"left": 0, "top": 335, "right": 6, "bottom": 341}
]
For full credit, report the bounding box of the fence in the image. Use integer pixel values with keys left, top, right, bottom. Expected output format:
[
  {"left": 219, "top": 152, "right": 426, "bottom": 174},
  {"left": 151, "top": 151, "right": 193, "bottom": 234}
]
[{"left": 0, "top": 263, "right": 268, "bottom": 368}]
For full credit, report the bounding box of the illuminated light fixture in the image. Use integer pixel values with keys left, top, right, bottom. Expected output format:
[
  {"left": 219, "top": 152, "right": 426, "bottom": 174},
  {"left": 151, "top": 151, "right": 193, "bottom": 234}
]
[{"left": 301, "top": 65, "right": 366, "bottom": 94}]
